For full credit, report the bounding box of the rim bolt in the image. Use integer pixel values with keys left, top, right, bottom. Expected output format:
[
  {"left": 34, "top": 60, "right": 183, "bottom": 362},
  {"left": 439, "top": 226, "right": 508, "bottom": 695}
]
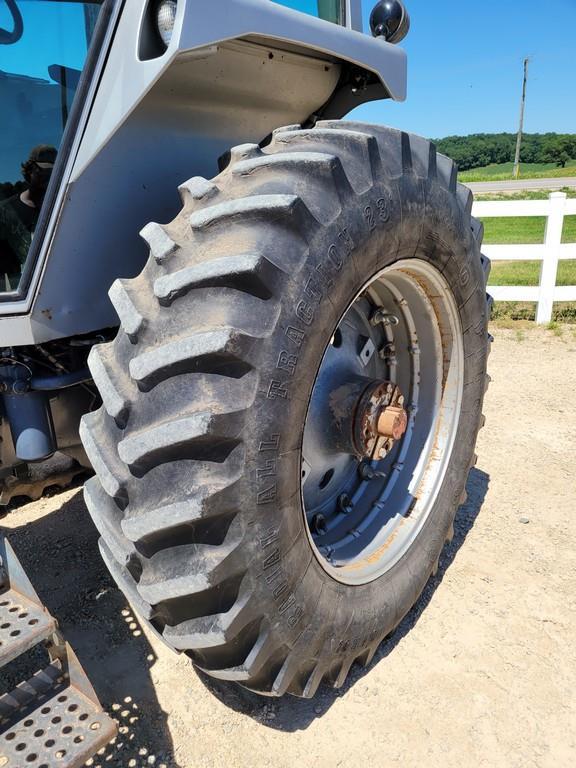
[
  {"left": 359, "top": 462, "right": 375, "bottom": 480},
  {"left": 311, "top": 514, "right": 327, "bottom": 535},
  {"left": 338, "top": 493, "right": 352, "bottom": 513},
  {"left": 379, "top": 343, "right": 396, "bottom": 357},
  {"left": 319, "top": 545, "right": 334, "bottom": 562}
]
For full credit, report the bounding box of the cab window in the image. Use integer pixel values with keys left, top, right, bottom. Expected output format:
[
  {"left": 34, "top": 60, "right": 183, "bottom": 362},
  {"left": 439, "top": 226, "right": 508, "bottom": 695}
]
[
  {"left": 0, "top": 0, "right": 102, "bottom": 295},
  {"left": 272, "top": 0, "right": 344, "bottom": 25}
]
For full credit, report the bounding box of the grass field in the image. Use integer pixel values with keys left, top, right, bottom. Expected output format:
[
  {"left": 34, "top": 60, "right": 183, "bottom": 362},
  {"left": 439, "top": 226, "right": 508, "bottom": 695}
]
[
  {"left": 487, "top": 260, "right": 576, "bottom": 286},
  {"left": 459, "top": 160, "right": 576, "bottom": 183},
  {"left": 475, "top": 188, "right": 576, "bottom": 202},
  {"left": 482, "top": 215, "right": 576, "bottom": 245}
]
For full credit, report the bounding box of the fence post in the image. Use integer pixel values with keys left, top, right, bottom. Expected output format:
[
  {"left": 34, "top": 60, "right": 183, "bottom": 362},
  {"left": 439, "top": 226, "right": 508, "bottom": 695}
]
[{"left": 536, "top": 191, "right": 566, "bottom": 324}]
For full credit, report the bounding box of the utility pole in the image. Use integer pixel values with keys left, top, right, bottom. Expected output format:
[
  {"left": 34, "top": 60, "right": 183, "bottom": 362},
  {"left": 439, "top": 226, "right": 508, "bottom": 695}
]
[{"left": 513, "top": 58, "right": 529, "bottom": 180}]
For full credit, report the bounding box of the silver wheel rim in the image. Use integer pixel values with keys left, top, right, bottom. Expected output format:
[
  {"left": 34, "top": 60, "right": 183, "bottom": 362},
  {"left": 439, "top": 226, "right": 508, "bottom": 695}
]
[{"left": 301, "top": 259, "right": 464, "bottom": 585}]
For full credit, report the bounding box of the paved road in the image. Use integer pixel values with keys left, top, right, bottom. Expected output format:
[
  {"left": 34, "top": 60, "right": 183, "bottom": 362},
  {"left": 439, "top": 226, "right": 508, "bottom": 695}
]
[{"left": 466, "top": 176, "right": 576, "bottom": 193}]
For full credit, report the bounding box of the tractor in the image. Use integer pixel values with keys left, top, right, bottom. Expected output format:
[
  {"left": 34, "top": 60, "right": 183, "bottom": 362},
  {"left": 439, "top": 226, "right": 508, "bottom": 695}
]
[{"left": 0, "top": 0, "right": 489, "bottom": 756}]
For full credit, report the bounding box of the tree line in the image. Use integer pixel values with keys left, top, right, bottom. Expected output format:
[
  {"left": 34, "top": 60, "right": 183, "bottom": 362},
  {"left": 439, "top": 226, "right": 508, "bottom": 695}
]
[{"left": 433, "top": 133, "right": 576, "bottom": 171}]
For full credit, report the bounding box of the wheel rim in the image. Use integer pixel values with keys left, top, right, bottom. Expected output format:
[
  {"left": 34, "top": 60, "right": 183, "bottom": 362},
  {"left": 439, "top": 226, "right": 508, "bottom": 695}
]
[{"left": 301, "top": 259, "right": 464, "bottom": 585}]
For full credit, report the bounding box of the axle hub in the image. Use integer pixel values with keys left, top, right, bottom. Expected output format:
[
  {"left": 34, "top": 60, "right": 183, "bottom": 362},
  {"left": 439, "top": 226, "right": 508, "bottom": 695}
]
[{"left": 354, "top": 381, "right": 407, "bottom": 460}]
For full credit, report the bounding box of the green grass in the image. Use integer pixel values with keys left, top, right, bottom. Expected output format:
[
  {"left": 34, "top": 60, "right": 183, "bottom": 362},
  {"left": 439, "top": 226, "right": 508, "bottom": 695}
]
[
  {"left": 484, "top": 211, "right": 576, "bottom": 286},
  {"left": 475, "top": 188, "right": 576, "bottom": 201},
  {"left": 490, "top": 301, "right": 576, "bottom": 324},
  {"left": 459, "top": 160, "right": 576, "bottom": 183},
  {"left": 481, "top": 216, "right": 576, "bottom": 245},
  {"left": 488, "top": 259, "right": 576, "bottom": 286}
]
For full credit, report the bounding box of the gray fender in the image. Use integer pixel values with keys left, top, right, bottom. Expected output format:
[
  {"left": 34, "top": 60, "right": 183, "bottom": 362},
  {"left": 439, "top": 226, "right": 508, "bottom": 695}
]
[{"left": 1, "top": 0, "right": 407, "bottom": 344}]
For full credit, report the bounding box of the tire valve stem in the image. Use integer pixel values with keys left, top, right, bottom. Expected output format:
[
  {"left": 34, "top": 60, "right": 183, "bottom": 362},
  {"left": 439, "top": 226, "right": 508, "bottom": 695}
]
[{"left": 338, "top": 493, "right": 353, "bottom": 514}]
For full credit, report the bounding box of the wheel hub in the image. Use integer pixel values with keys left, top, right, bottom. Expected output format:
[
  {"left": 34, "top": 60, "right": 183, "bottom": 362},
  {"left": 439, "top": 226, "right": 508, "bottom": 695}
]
[
  {"left": 352, "top": 380, "right": 408, "bottom": 460},
  {"left": 301, "top": 259, "right": 464, "bottom": 585}
]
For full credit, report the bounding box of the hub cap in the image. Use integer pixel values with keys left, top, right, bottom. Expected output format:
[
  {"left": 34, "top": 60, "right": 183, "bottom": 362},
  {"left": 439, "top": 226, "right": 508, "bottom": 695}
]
[{"left": 301, "top": 259, "right": 464, "bottom": 585}]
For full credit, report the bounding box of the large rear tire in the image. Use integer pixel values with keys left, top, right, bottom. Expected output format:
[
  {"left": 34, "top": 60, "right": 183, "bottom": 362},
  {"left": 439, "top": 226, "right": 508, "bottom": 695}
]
[{"left": 81, "top": 122, "right": 490, "bottom": 697}]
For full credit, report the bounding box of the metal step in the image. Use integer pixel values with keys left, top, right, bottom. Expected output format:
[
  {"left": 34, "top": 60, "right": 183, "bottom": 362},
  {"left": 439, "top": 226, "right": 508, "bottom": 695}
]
[
  {"left": 0, "top": 655, "right": 116, "bottom": 768},
  {"left": 0, "top": 590, "right": 56, "bottom": 668},
  {"left": 0, "top": 535, "right": 116, "bottom": 768}
]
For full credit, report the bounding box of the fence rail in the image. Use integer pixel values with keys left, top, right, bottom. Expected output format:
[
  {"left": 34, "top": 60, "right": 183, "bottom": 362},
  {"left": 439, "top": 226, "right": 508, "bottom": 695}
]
[{"left": 471, "top": 191, "right": 576, "bottom": 323}]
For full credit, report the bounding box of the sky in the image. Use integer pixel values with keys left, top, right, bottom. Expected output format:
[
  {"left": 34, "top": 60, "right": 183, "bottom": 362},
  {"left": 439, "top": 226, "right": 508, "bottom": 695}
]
[{"left": 349, "top": 0, "right": 576, "bottom": 138}]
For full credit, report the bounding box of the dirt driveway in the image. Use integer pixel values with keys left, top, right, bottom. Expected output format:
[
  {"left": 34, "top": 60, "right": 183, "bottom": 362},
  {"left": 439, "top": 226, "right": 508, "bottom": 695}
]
[{"left": 2, "top": 327, "right": 575, "bottom": 768}]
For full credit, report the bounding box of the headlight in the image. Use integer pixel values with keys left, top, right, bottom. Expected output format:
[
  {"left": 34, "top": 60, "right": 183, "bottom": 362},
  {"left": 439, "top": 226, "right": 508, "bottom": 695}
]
[{"left": 156, "top": 0, "right": 177, "bottom": 47}]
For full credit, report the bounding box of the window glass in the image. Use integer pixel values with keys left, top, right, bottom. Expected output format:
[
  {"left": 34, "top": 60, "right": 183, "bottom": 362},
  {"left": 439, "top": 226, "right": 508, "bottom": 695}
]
[
  {"left": 272, "top": 0, "right": 344, "bottom": 25},
  {"left": 0, "top": 0, "right": 101, "bottom": 294}
]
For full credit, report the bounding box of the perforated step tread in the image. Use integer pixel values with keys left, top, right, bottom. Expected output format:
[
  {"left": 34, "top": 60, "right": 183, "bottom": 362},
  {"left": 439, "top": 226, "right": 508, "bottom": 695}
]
[
  {"left": 0, "top": 662, "right": 116, "bottom": 768},
  {"left": 0, "top": 590, "right": 56, "bottom": 668}
]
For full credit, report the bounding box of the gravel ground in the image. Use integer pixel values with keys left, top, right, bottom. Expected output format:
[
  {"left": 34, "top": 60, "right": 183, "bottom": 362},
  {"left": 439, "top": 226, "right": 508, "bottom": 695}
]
[{"left": 1, "top": 327, "right": 575, "bottom": 768}]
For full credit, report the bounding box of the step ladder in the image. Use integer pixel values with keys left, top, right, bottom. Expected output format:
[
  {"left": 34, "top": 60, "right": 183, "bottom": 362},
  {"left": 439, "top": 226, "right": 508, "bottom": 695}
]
[{"left": 0, "top": 535, "right": 116, "bottom": 767}]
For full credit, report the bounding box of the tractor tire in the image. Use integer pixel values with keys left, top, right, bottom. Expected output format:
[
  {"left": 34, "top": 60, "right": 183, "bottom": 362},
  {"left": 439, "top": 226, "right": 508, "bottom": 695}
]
[{"left": 80, "top": 122, "right": 490, "bottom": 697}]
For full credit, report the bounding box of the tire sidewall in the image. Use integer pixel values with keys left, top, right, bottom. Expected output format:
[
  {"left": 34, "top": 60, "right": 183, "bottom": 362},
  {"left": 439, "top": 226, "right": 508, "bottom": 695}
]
[{"left": 238, "top": 169, "right": 487, "bottom": 667}]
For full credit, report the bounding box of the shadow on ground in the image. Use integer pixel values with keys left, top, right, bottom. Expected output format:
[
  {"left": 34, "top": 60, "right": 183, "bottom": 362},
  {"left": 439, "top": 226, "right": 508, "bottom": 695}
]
[
  {"left": 199, "top": 467, "right": 491, "bottom": 732},
  {"left": 1, "top": 467, "right": 490, "bottom": 748},
  {"left": 1, "top": 489, "right": 179, "bottom": 768}
]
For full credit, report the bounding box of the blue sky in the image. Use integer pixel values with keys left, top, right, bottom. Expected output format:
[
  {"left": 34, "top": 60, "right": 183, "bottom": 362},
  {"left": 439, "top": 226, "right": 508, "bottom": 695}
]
[{"left": 349, "top": 0, "right": 576, "bottom": 138}]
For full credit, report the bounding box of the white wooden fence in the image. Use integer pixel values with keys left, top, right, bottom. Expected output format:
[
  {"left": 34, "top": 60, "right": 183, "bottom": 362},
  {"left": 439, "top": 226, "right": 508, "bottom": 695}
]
[{"left": 471, "top": 191, "right": 576, "bottom": 323}]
